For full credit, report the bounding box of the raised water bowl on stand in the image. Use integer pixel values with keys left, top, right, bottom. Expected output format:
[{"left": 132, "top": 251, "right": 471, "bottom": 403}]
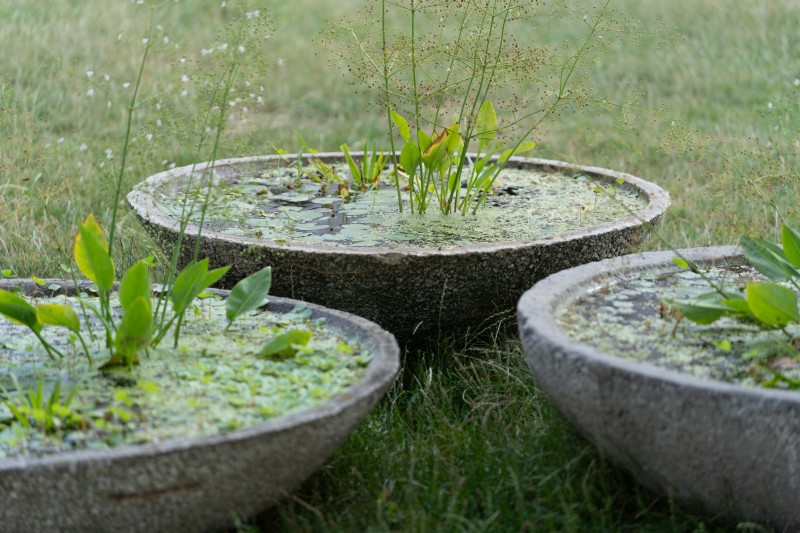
[
  {"left": 0, "top": 278, "right": 399, "bottom": 532},
  {"left": 517, "top": 246, "right": 799, "bottom": 529},
  {"left": 128, "top": 153, "right": 670, "bottom": 344}
]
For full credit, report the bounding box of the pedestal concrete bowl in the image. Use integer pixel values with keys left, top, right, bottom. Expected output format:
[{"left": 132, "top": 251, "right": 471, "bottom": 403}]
[
  {"left": 128, "top": 153, "right": 669, "bottom": 344},
  {"left": 517, "top": 246, "right": 799, "bottom": 529},
  {"left": 0, "top": 279, "right": 399, "bottom": 533}
]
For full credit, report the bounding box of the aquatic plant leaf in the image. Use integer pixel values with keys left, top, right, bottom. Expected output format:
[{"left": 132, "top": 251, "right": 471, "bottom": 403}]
[
  {"left": 172, "top": 259, "right": 230, "bottom": 314},
  {"left": 746, "top": 282, "right": 799, "bottom": 327},
  {"left": 74, "top": 214, "right": 115, "bottom": 291},
  {"left": 0, "top": 289, "right": 41, "bottom": 332},
  {"left": 114, "top": 295, "right": 152, "bottom": 364},
  {"left": 226, "top": 266, "right": 272, "bottom": 326},
  {"left": 119, "top": 261, "right": 152, "bottom": 313},
  {"left": 417, "top": 128, "right": 432, "bottom": 153},
  {"left": 399, "top": 140, "right": 420, "bottom": 177},
  {"left": 476, "top": 100, "right": 497, "bottom": 149},
  {"left": 663, "top": 292, "right": 737, "bottom": 325},
  {"left": 781, "top": 223, "right": 800, "bottom": 269},
  {"left": 36, "top": 303, "right": 80, "bottom": 333},
  {"left": 740, "top": 235, "right": 799, "bottom": 281},
  {"left": 390, "top": 109, "right": 411, "bottom": 142},
  {"left": 422, "top": 129, "right": 450, "bottom": 167},
  {"left": 341, "top": 145, "right": 363, "bottom": 185},
  {"left": 258, "top": 329, "right": 313, "bottom": 359}
]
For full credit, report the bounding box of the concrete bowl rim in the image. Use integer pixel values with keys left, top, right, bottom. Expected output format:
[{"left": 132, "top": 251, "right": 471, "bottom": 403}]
[
  {"left": 0, "top": 278, "right": 400, "bottom": 472},
  {"left": 126, "top": 152, "right": 671, "bottom": 258},
  {"left": 517, "top": 245, "right": 800, "bottom": 405}
]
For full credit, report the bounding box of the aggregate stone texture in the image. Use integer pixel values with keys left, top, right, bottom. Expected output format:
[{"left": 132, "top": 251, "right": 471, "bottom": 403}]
[
  {"left": 128, "top": 153, "right": 670, "bottom": 345},
  {"left": 517, "top": 246, "right": 800, "bottom": 529},
  {"left": 0, "top": 279, "right": 400, "bottom": 533}
]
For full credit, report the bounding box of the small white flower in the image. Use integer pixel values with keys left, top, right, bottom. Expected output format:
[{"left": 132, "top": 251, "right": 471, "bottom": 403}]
[
  {"left": 257, "top": 96, "right": 263, "bottom": 104},
  {"left": 221, "top": 1, "right": 226, "bottom": 6},
  {"left": 181, "top": 74, "right": 189, "bottom": 83},
  {"left": 57, "top": 137, "right": 65, "bottom": 144},
  {"left": 107, "top": 101, "right": 112, "bottom": 108},
  {"left": 238, "top": 45, "right": 245, "bottom": 53},
  {"left": 86, "top": 88, "right": 94, "bottom": 97},
  {"left": 105, "top": 148, "right": 113, "bottom": 159},
  {"left": 156, "top": 119, "right": 162, "bottom": 127},
  {"left": 229, "top": 100, "right": 236, "bottom": 107},
  {"left": 768, "top": 102, "right": 774, "bottom": 110},
  {"left": 117, "top": 33, "right": 123, "bottom": 41},
  {"left": 218, "top": 43, "right": 228, "bottom": 51},
  {"left": 156, "top": 101, "right": 162, "bottom": 110},
  {"left": 123, "top": 82, "right": 131, "bottom": 89},
  {"left": 103, "top": 74, "right": 110, "bottom": 82},
  {"left": 79, "top": 143, "right": 88, "bottom": 152},
  {"left": 179, "top": 57, "right": 186, "bottom": 64},
  {"left": 181, "top": 89, "right": 188, "bottom": 97},
  {"left": 142, "top": 38, "right": 149, "bottom": 45},
  {"left": 85, "top": 70, "right": 94, "bottom": 78},
  {"left": 795, "top": 78, "right": 800, "bottom": 87},
  {"left": 201, "top": 48, "right": 213, "bottom": 57},
  {"left": 277, "top": 58, "right": 285, "bottom": 66},
  {"left": 145, "top": 133, "right": 153, "bottom": 141},
  {"left": 163, "top": 36, "right": 170, "bottom": 44}
]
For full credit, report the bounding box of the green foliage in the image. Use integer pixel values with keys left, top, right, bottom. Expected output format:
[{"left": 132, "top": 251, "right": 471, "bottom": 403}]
[
  {"left": 1, "top": 375, "right": 84, "bottom": 435},
  {"left": 258, "top": 329, "right": 313, "bottom": 359},
  {"left": 225, "top": 266, "right": 272, "bottom": 328},
  {"left": 667, "top": 222, "right": 800, "bottom": 389}
]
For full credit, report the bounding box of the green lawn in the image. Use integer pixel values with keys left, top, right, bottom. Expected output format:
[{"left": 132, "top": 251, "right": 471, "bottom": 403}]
[{"left": 1, "top": 0, "right": 798, "bottom": 530}]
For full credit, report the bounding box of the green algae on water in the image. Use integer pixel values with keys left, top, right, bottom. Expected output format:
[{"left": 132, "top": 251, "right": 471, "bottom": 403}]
[
  {"left": 557, "top": 266, "right": 800, "bottom": 390},
  {"left": 154, "top": 164, "right": 646, "bottom": 248},
  {"left": 0, "top": 294, "right": 370, "bottom": 459}
]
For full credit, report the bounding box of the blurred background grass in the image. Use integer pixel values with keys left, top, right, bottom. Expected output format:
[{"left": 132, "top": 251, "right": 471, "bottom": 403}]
[{"left": 1, "top": 0, "right": 798, "bottom": 530}]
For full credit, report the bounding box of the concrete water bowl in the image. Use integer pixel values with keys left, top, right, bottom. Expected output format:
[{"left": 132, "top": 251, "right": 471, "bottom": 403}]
[
  {"left": 128, "top": 153, "right": 669, "bottom": 344},
  {"left": 517, "top": 246, "right": 800, "bottom": 529},
  {"left": 0, "top": 279, "right": 400, "bottom": 532}
]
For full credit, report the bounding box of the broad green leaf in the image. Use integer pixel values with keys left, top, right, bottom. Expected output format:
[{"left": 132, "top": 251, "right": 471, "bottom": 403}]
[
  {"left": 390, "top": 109, "right": 411, "bottom": 142},
  {"left": 664, "top": 292, "right": 746, "bottom": 325},
  {"left": 172, "top": 259, "right": 230, "bottom": 315},
  {"left": 417, "top": 129, "right": 432, "bottom": 153},
  {"left": 204, "top": 266, "right": 229, "bottom": 289},
  {"left": 258, "top": 329, "right": 313, "bottom": 358},
  {"left": 745, "top": 282, "right": 799, "bottom": 326},
  {"left": 119, "top": 261, "right": 151, "bottom": 313},
  {"left": 114, "top": 295, "right": 152, "bottom": 363},
  {"left": 36, "top": 304, "right": 80, "bottom": 333},
  {"left": 341, "top": 145, "right": 363, "bottom": 185},
  {"left": 421, "top": 129, "right": 450, "bottom": 167},
  {"left": 445, "top": 124, "right": 462, "bottom": 153},
  {"left": 226, "top": 266, "right": 272, "bottom": 325},
  {"left": 0, "top": 289, "right": 41, "bottom": 332},
  {"left": 475, "top": 100, "right": 498, "bottom": 149},
  {"left": 672, "top": 258, "right": 689, "bottom": 269},
  {"left": 781, "top": 223, "right": 800, "bottom": 269},
  {"left": 74, "top": 214, "right": 115, "bottom": 291},
  {"left": 399, "top": 140, "right": 421, "bottom": 177},
  {"left": 740, "top": 235, "right": 799, "bottom": 281},
  {"left": 512, "top": 141, "right": 537, "bottom": 155}
]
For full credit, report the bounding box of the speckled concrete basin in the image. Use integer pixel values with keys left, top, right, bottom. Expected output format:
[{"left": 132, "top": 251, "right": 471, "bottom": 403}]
[
  {"left": 127, "top": 153, "right": 669, "bottom": 343},
  {"left": 0, "top": 279, "right": 399, "bottom": 533},
  {"left": 517, "top": 246, "right": 799, "bottom": 528}
]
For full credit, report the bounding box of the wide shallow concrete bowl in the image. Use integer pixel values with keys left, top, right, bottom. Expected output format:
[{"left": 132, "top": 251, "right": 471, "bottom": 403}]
[
  {"left": 128, "top": 153, "right": 669, "bottom": 343},
  {"left": 0, "top": 279, "right": 399, "bottom": 533},
  {"left": 517, "top": 246, "right": 800, "bottom": 529}
]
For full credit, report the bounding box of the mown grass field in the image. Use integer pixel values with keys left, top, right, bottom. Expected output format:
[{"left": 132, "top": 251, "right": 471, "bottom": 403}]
[{"left": 1, "top": 0, "right": 799, "bottom": 531}]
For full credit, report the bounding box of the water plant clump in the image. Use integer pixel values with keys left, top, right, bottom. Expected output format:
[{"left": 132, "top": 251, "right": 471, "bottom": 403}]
[
  {"left": 0, "top": 291, "right": 371, "bottom": 459},
  {"left": 325, "top": 0, "right": 630, "bottom": 215},
  {"left": 152, "top": 162, "right": 646, "bottom": 248},
  {"left": 558, "top": 264, "right": 800, "bottom": 390}
]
